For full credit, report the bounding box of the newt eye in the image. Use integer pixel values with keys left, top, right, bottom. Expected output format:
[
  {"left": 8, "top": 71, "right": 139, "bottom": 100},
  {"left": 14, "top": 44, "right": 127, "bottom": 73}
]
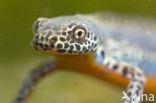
[{"left": 73, "top": 28, "right": 86, "bottom": 39}]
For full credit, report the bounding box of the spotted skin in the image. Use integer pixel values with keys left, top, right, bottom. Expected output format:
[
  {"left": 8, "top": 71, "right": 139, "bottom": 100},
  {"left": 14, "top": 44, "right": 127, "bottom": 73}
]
[
  {"left": 14, "top": 14, "right": 146, "bottom": 103},
  {"left": 96, "top": 46, "right": 146, "bottom": 103},
  {"left": 32, "top": 19, "right": 99, "bottom": 54}
]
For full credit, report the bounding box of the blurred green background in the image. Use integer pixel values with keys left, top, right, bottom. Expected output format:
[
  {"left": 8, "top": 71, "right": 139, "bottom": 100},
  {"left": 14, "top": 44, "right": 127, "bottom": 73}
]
[{"left": 0, "top": 0, "right": 156, "bottom": 103}]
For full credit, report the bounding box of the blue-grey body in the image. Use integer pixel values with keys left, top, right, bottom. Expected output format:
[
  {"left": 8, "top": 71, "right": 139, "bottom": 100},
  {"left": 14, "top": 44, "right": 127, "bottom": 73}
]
[
  {"left": 14, "top": 13, "right": 153, "bottom": 103},
  {"left": 88, "top": 13, "right": 156, "bottom": 76}
]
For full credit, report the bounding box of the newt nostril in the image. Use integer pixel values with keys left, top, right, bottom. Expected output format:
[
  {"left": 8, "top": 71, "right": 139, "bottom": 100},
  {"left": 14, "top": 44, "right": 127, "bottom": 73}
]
[
  {"left": 32, "top": 17, "right": 47, "bottom": 35},
  {"left": 32, "top": 20, "right": 39, "bottom": 35}
]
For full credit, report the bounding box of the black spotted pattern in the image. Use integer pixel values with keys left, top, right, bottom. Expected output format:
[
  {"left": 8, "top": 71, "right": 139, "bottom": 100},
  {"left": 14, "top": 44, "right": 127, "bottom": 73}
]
[
  {"left": 68, "top": 50, "right": 73, "bottom": 53},
  {"left": 39, "top": 43, "right": 44, "bottom": 48},
  {"left": 57, "top": 49, "right": 66, "bottom": 53},
  {"left": 44, "top": 44, "right": 49, "bottom": 48},
  {"left": 67, "top": 36, "right": 70, "bottom": 41},
  {"left": 46, "top": 31, "right": 52, "bottom": 41},
  {"left": 49, "top": 37, "right": 58, "bottom": 45},
  {"left": 62, "top": 32, "right": 66, "bottom": 36},
  {"left": 122, "top": 66, "right": 128, "bottom": 77},
  {"left": 40, "top": 36, "right": 44, "bottom": 41},
  {"left": 32, "top": 21, "right": 98, "bottom": 54},
  {"left": 60, "top": 37, "right": 66, "bottom": 42},
  {"left": 57, "top": 43, "right": 63, "bottom": 48},
  {"left": 50, "top": 44, "right": 54, "bottom": 48},
  {"left": 101, "top": 51, "right": 105, "bottom": 58},
  {"left": 75, "top": 44, "right": 81, "bottom": 50},
  {"left": 87, "top": 32, "right": 90, "bottom": 38},
  {"left": 64, "top": 43, "right": 69, "bottom": 48},
  {"left": 70, "top": 45, "right": 74, "bottom": 50},
  {"left": 113, "top": 64, "right": 118, "bottom": 70}
]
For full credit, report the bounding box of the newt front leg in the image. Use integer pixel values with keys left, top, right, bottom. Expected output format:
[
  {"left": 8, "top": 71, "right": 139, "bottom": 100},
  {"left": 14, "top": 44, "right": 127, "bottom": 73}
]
[{"left": 96, "top": 46, "right": 146, "bottom": 103}]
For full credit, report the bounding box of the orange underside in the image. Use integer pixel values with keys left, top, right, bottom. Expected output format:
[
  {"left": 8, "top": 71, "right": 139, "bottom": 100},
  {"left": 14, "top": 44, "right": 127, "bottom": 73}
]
[{"left": 50, "top": 53, "right": 156, "bottom": 95}]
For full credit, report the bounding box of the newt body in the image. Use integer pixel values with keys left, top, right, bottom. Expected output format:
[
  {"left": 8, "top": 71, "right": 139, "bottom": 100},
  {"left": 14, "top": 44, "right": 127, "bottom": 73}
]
[{"left": 14, "top": 13, "right": 156, "bottom": 103}]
